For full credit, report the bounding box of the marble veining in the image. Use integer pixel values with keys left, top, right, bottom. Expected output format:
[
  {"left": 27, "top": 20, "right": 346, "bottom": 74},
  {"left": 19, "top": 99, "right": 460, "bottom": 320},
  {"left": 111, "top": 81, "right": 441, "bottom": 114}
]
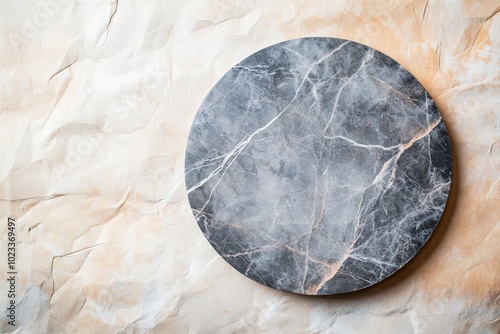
[{"left": 185, "top": 37, "right": 452, "bottom": 295}]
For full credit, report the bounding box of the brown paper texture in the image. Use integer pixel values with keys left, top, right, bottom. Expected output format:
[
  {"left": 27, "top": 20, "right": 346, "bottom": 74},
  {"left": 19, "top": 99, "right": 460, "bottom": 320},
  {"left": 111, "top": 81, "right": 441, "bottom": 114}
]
[{"left": 0, "top": 0, "right": 499, "bottom": 333}]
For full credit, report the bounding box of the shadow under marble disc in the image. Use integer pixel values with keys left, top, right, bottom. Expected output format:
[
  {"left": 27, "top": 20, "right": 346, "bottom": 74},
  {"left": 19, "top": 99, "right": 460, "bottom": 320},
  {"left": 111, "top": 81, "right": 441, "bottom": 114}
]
[{"left": 185, "top": 37, "right": 452, "bottom": 295}]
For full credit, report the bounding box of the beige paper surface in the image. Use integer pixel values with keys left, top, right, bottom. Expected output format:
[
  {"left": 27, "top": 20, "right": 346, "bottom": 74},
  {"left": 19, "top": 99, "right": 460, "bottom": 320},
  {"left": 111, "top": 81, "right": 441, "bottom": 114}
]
[{"left": 0, "top": 0, "right": 499, "bottom": 333}]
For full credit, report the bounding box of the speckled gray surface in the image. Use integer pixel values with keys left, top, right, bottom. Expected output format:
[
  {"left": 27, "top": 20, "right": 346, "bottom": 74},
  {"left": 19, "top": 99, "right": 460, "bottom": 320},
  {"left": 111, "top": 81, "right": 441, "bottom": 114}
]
[{"left": 185, "top": 37, "right": 452, "bottom": 295}]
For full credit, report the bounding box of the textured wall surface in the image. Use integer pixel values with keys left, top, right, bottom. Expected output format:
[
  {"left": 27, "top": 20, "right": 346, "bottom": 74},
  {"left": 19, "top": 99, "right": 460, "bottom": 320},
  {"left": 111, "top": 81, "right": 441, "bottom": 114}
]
[{"left": 0, "top": 0, "right": 499, "bottom": 333}]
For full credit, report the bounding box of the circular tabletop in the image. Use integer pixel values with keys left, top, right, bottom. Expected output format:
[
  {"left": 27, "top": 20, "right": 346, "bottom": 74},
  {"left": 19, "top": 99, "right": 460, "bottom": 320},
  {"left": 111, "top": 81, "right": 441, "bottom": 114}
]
[{"left": 185, "top": 37, "right": 452, "bottom": 295}]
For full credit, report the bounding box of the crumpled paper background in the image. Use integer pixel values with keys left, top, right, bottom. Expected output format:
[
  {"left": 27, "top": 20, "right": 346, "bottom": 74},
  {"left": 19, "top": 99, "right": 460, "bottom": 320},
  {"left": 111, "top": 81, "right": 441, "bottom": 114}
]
[{"left": 0, "top": 0, "right": 499, "bottom": 333}]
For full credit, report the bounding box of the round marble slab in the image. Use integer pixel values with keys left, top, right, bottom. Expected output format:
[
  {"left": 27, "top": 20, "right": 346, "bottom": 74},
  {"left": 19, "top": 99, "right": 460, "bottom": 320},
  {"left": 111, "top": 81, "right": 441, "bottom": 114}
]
[{"left": 185, "top": 37, "right": 452, "bottom": 295}]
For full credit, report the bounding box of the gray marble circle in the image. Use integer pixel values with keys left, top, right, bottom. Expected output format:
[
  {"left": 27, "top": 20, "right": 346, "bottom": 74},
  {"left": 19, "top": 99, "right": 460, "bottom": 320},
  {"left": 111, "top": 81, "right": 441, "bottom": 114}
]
[{"left": 185, "top": 37, "right": 452, "bottom": 295}]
